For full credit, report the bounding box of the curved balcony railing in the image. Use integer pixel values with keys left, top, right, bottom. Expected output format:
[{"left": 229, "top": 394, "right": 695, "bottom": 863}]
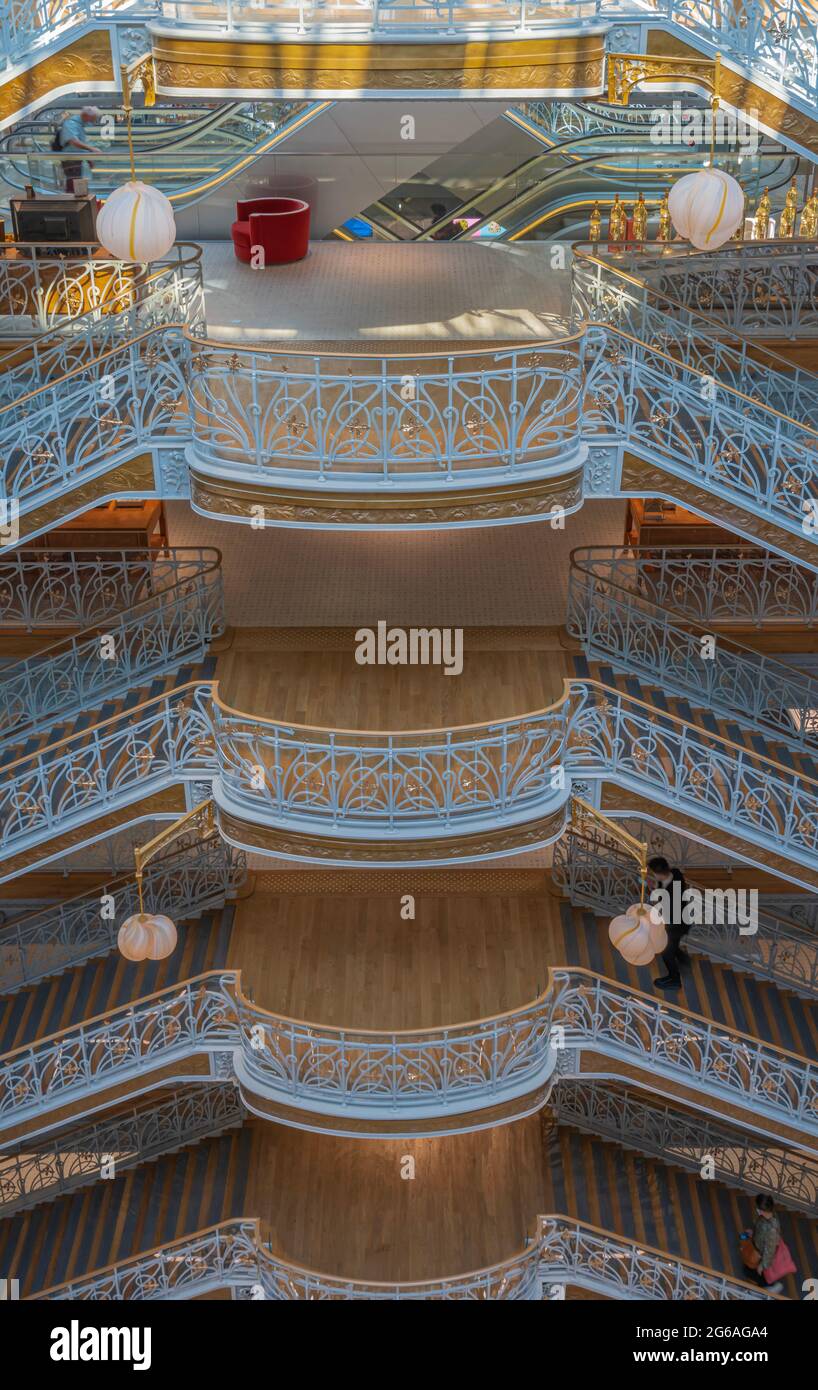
[
  {"left": 2, "top": 965, "right": 816, "bottom": 1133},
  {"left": 3, "top": 677, "right": 818, "bottom": 879},
  {"left": 0, "top": 829, "right": 246, "bottom": 994},
  {"left": 212, "top": 690, "right": 570, "bottom": 835},
  {"left": 28, "top": 1214, "right": 773, "bottom": 1302},
  {"left": 553, "top": 827, "right": 818, "bottom": 1000},
  {"left": 552, "top": 1079, "right": 818, "bottom": 1215},
  {"left": 188, "top": 337, "right": 586, "bottom": 487},
  {"left": 0, "top": 548, "right": 224, "bottom": 748},
  {"left": 568, "top": 544, "right": 818, "bottom": 754},
  {"left": 0, "top": 1084, "right": 244, "bottom": 1217}
]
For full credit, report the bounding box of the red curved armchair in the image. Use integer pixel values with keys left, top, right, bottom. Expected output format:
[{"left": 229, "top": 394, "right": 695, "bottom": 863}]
[{"left": 231, "top": 197, "right": 310, "bottom": 266}]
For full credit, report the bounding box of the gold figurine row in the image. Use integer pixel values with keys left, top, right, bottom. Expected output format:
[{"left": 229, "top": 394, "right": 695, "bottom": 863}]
[{"left": 589, "top": 180, "right": 818, "bottom": 244}]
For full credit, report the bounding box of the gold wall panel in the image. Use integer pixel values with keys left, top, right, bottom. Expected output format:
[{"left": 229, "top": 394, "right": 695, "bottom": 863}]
[
  {"left": 190, "top": 466, "right": 583, "bottom": 527},
  {"left": 0, "top": 31, "right": 114, "bottom": 127},
  {"left": 646, "top": 30, "right": 818, "bottom": 150},
  {"left": 218, "top": 804, "right": 567, "bottom": 863},
  {"left": 152, "top": 32, "right": 605, "bottom": 96}
]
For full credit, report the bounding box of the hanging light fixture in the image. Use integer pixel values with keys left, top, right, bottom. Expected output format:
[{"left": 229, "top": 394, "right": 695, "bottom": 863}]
[
  {"left": 667, "top": 79, "right": 744, "bottom": 250},
  {"left": 571, "top": 796, "right": 667, "bottom": 967},
  {"left": 117, "top": 801, "right": 216, "bottom": 962},
  {"left": 96, "top": 63, "right": 176, "bottom": 264}
]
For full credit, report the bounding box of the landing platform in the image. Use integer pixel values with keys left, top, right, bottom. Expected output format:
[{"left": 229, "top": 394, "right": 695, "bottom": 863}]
[{"left": 200, "top": 241, "right": 572, "bottom": 346}]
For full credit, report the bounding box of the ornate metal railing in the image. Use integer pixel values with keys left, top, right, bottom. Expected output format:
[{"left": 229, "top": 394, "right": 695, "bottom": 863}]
[
  {"left": 574, "top": 245, "right": 818, "bottom": 422},
  {"left": 571, "top": 544, "right": 818, "bottom": 628},
  {"left": 0, "top": 243, "right": 203, "bottom": 343},
  {"left": 188, "top": 338, "right": 585, "bottom": 484},
  {"left": 512, "top": 100, "right": 658, "bottom": 144},
  {"left": 2, "top": 323, "right": 189, "bottom": 523},
  {"left": 0, "top": 830, "right": 246, "bottom": 993},
  {"left": 0, "top": 546, "right": 212, "bottom": 629},
  {"left": 634, "top": 241, "right": 818, "bottom": 339},
  {"left": 0, "top": 548, "right": 224, "bottom": 747},
  {"left": 28, "top": 1213, "right": 771, "bottom": 1301},
  {"left": 553, "top": 827, "right": 818, "bottom": 999},
  {"left": 0, "top": 1084, "right": 244, "bottom": 1217},
  {"left": 0, "top": 681, "right": 214, "bottom": 864},
  {"left": 5, "top": 676, "right": 818, "bottom": 879},
  {"left": 568, "top": 545, "right": 818, "bottom": 753},
  {"left": 212, "top": 691, "right": 569, "bottom": 832},
  {"left": 0, "top": 247, "right": 204, "bottom": 399},
  {"left": 2, "top": 964, "right": 815, "bottom": 1133},
  {"left": 551, "top": 1079, "right": 818, "bottom": 1215}
]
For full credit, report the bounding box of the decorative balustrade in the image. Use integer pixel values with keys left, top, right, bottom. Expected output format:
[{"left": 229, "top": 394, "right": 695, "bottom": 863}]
[
  {"left": 0, "top": 243, "right": 203, "bottom": 342},
  {"left": 552, "top": 827, "right": 818, "bottom": 999},
  {"left": 513, "top": 100, "right": 656, "bottom": 143},
  {"left": 0, "top": 548, "right": 224, "bottom": 747},
  {"left": 0, "top": 830, "right": 246, "bottom": 993},
  {"left": 0, "top": 546, "right": 213, "bottom": 629},
  {"left": 2, "top": 323, "right": 189, "bottom": 522},
  {"left": 188, "top": 339, "right": 585, "bottom": 485},
  {"left": 551, "top": 1079, "right": 818, "bottom": 1215},
  {"left": 2, "top": 963, "right": 815, "bottom": 1134},
  {"left": 571, "top": 544, "right": 818, "bottom": 629},
  {"left": 212, "top": 694, "right": 569, "bottom": 834},
  {"left": 567, "top": 545, "right": 818, "bottom": 753},
  {"left": 4, "top": 676, "right": 818, "bottom": 878},
  {"left": 0, "top": 681, "right": 214, "bottom": 863},
  {"left": 634, "top": 241, "right": 818, "bottom": 339},
  {"left": 0, "top": 248, "right": 204, "bottom": 401},
  {"left": 0, "top": 1084, "right": 244, "bottom": 1217},
  {"left": 27, "top": 1214, "right": 771, "bottom": 1301}
]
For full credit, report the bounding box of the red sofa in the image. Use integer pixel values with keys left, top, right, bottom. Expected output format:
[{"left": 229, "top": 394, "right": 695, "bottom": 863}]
[{"left": 231, "top": 197, "right": 310, "bottom": 265}]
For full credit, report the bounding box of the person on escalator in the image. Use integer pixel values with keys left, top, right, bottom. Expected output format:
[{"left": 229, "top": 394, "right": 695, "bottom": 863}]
[
  {"left": 52, "top": 107, "right": 101, "bottom": 190},
  {"left": 647, "top": 855, "right": 690, "bottom": 991}
]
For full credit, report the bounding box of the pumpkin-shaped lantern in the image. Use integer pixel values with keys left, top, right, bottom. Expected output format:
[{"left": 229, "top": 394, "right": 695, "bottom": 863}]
[
  {"left": 667, "top": 168, "right": 745, "bottom": 250},
  {"left": 609, "top": 901, "right": 667, "bottom": 965},
  {"left": 118, "top": 911, "right": 177, "bottom": 962}
]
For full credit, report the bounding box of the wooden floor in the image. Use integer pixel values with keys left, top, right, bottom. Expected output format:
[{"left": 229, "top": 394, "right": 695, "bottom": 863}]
[
  {"left": 215, "top": 634, "right": 572, "bottom": 730},
  {"left": 229, "top": 891, "right": 818, "bottom": 1061},
  {"left": 7, "top": 1107, "right": 815, "bottom": 1295}
]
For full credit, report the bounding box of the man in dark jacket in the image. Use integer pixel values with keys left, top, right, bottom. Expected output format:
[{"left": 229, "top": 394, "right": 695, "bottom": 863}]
[{"left": 648, "top": 855, "right": 690, "bottom": 991}]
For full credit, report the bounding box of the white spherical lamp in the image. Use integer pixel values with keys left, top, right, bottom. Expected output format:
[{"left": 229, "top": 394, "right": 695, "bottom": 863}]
[
  {"left": 667, "top": 168, "right": 745, "bottom": 250},
  {"left": 97, "top": 181, "right": 176, "bottom": 263},
  {"left": 609, "top": 902, "right": 666, "bottom": 966}
]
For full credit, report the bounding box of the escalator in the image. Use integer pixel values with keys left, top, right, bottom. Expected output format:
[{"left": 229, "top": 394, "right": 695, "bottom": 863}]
[
  {"left": 338, "top": 106, "right": 799, "bottom": 245},
  {"left": 0, "top": 98, "right": 329, "bottom": 212}
]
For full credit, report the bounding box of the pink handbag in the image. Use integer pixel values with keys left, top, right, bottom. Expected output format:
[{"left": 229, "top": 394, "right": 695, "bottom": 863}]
[{"left": 764, "top": 1239, "right": 796, "bottom": 1284}]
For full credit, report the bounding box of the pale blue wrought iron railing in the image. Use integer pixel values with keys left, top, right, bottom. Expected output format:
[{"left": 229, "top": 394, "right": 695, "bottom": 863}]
[
  {"left": 0, "top": 1083, "right": 244, "bottom": 1216},
  {"left": 0, "top": 829, "right": 246, "bottom": 993},
  {"left": 3, "top": 677, "right": 818, "bottom": 879},
  {"left": 553, "top": 827, "right": 818, "bottom": 999},
  {"left": 1, "top": 964, "right": 815, "bottom": 1133},
  {"left": 551, "top": 1079, "right": 818, "bottom": 1215},
  {"left": 630, "top": 241, "right": 818, "bottom": 339},
  {"left": 0, "top": 548, "right": 224, "bottom": 747},
  {"left": 27, "top": 1214, "right": 773, "bottom": 1301},
  {"left": 568, "top": 545, "right": 818, "bottom": 754}
]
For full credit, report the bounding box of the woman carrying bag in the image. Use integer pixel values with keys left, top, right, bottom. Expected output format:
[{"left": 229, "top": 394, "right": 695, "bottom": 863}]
[{"left": 740, "top": 1195, "right": 796, "bottom": 1294}]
